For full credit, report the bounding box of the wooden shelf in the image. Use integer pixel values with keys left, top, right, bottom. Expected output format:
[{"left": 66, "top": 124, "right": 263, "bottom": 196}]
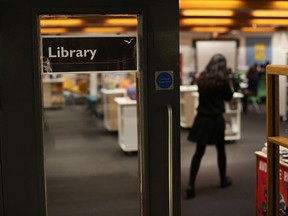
[{"left": 267, "top": 136, "right": 288, "bottom": 149}]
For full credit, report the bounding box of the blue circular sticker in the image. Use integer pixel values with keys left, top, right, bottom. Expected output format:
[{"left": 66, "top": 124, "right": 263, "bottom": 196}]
[{"left": 156, "top": 72, "right": 173, "bottom": 89}]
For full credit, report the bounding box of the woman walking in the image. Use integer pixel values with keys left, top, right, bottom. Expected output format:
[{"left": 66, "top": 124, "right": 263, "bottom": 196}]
[{"left": 186, "top": 54, "right": 234, "bottom": 199}]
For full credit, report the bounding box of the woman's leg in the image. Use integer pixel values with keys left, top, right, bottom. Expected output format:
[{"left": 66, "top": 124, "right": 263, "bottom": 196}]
[
  {"left": 188, "top": 143, "right": 206, "bottom": 188},
  {"left": 215, "top": 141, "right": 226, "bottom": 182},
  {"left": 216, "top": 141, "right": 232, "bottom": 187}
]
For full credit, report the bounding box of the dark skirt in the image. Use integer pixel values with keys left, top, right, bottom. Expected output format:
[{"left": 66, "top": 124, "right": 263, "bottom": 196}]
[{"left": 187, "top": 113, "right": 225, "bottom": 145}]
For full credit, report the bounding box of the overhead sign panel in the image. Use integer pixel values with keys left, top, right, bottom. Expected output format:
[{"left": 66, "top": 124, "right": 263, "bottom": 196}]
[{"left": 41, "top": 36, "right": 137, "bottom": 73}]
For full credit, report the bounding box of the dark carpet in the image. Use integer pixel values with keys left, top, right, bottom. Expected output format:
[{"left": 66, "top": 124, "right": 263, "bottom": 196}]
[
  {"left": 44, "top": 105, "right": 139, "bottom": 216},
  {"left": 44, "top": 103, "right": 270, "bottom": 216},
  {"left": 181, "top": 109, "right": 266, "bottom": 216}
]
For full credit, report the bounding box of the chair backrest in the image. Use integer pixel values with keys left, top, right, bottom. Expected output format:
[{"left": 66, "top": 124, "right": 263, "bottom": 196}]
[{"left": 257, "top": 76, "right": 266, "bottom": 98}]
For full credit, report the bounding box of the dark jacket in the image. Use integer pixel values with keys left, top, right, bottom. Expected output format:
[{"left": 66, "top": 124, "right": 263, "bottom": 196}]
[
  {"left": 197, "top": 80, "right": 234, "bottom": 116},
  {"left": 188, "top": 80, "right": 234, "bottom": 144}
]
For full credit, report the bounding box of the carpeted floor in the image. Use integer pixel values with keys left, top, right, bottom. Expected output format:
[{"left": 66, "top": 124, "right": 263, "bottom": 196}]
[
  {"left": 181, "top": 110, "right": 266, "bottom": 216},
  {"left": 44, "top": 103, "right": 269, "bottom": 216}
]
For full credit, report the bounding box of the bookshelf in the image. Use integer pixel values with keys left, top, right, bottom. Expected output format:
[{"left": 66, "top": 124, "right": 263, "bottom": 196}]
[{"left": 43, "top": 78, "right": 65, "bottom": 108}]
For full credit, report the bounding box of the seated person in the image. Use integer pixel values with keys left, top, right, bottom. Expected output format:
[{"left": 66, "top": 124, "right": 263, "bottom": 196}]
[
  {"left": 127, "top": 83, "right": 137, "bottom": 100},
  {"left": 120, "top": 73, "right": 133, "bottom": 89},
  {"left": 227, "top": 68, "right": 240, "bottom": 92},
  {"left": 242, "top": 67, "right": 259, "bottom": 112}
]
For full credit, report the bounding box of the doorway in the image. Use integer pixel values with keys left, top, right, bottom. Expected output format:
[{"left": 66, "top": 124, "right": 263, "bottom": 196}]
[{"left": 40, "top": 14, "right": 141, "bottom": 216}]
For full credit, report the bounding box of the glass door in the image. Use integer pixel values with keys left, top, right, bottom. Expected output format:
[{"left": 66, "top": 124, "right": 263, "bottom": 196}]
[{"left": 40, "top": 14, "right": 141, "bottom": 216}]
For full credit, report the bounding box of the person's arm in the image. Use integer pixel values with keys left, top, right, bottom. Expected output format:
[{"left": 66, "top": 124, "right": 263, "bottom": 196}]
[{"left": 223, "top": 79, "right": 234, "bottom": 101}]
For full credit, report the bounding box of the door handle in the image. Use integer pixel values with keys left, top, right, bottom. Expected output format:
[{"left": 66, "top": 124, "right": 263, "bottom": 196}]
[{"left": 166, "top": 104, "right": 173, "bottom": 216}]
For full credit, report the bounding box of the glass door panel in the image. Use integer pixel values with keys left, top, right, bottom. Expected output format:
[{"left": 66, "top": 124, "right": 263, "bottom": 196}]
[{"left": 39, "top": 14, "right": 141, "bottom": 216}]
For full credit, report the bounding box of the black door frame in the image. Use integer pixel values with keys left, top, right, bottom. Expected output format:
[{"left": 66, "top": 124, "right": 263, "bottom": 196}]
[{"left": 0, "top": 1, "right": 180, "bottom": 215}]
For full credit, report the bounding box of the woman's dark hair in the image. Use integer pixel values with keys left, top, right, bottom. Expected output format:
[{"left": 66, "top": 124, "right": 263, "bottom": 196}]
[{"left": 197, "top": 54, "right": 229, "bottom": 91}]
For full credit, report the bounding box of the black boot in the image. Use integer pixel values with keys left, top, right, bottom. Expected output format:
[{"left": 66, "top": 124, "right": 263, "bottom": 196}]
[
  {"left": 186, "top": 186, "right": 195, "bottom": 199},
  {"left": 220, "top": 177, "right": 232, "bottom": 188}
]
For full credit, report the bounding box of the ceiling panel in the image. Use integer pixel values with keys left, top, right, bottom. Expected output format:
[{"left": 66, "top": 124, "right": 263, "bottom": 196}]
[{"left": 39, "top": 1, "right": 288, "bottom": 35}]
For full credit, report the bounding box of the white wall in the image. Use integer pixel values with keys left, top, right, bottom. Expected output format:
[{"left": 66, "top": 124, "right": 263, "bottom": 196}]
[
  {"left": 195, "top": 40, "right": 238, "bottom": 72},
  {"left": 179, "top": 32, "right": 199, "bottom": 84},
  {"left": 180, "top": 31, "right": 288, "bottom": 118},
  {"left": 271, "top": 32, "right": 288, "bottom": 119},
  {"left": 179, "top": 32, "right": 249, "bottom": 85},
  {"left": 237, "top": 36, "right": 247, "bottom": 71}
]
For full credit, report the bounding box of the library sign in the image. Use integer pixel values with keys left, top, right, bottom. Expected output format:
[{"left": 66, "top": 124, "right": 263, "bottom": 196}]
[{"left": 41, "top": 36, "right": 137, "bottom": 73}]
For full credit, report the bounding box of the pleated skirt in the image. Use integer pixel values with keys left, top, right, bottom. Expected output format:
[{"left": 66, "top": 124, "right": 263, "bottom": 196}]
[{"left": 187, "top": 113, "right": 225, "bottom": 145}]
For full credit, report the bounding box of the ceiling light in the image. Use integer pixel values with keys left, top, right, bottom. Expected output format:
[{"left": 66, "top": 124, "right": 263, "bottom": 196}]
[
  {"left": 83, "top": 27, "right": 126, "bottom": 33},
  {"left": 252, "top": 10, "right": 288, "bottom": 17},
  {"left": 251, "top": 19, "right": 288, "bottom": 26},
  {"left": 105, "top": 18, "right": 137, "bottom": 26},
  {"left": 40, "top": 19, "right": 84, "bottom": 27},
  {"left": 40, "top": 28, "right": 68, "bottom": 34},
  {"left": 190, "top": 27, "right": 229, "bottom": 32},
  {"left": 182, "top": 9, "right": 234, "bottom": 17},
  {"left": 271, "top": 1, "right": 288, "bottom": 9},
  {"left": 240, "top": 27, "right": 275, "bottom": 32},
  {"left": 181, "top": 18, "right": 234, "bottom": 25},
  {"left": 179, "top": 1, "right": 244, "bottom": 9}
]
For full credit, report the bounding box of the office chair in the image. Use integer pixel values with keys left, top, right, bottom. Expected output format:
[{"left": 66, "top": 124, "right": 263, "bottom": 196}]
[{"left": 247, "top": 76, "right": 266, "bottom": 114}]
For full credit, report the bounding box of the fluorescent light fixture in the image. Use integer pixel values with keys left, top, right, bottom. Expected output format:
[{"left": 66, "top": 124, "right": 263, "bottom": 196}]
[
  {"left": 251, "top": 19, "right": 288, "bottom": 26},
  {"left": 252, "top": 10, "right": 288, "bottom": 17},
  {"left": 83, "top": 27, "right": 126, "bottom": 33},
  {"left": 271, "top": 1, "right": 288, "bottom": 9},
  {"left": 40, "top": 19, "right": 84, "bottom": 27},
  {"left": 190, "top": 27, "right": 229, "bottom": 32},
  {"left": 182, "top": 9, "right": 234, "bottom": 17},
  {"left": 181, "top": 18, "right": 234, "bottom": 25},
  {"left": 240, "top": 27, "right": 275, "bottom": 32},
  {"left": 179, "top": 1, "right": 244, "bottom": 9},
  {"left": 105, "top": 18, "right": 137, "bottom": 26},
  {"left": 40, "top": 28, "right": 68, "bottom": 34}
]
